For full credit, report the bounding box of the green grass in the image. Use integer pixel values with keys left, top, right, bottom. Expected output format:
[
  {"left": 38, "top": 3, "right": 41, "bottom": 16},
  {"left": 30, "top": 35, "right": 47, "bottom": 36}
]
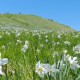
[
  {"left": 0, "top": 30, "right": 80, "bottom": 80},
  {"left": 0, "top": 14, "right": 74, "bottom": 32},
  {"left": 0, "top": 14, "right": 80, "bottom": 80}
]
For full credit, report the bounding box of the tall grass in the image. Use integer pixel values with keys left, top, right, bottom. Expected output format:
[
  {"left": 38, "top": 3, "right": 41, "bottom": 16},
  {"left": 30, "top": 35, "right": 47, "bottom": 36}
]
[{"left": 0, "top": 30, "right": 80, "bottom": 80}]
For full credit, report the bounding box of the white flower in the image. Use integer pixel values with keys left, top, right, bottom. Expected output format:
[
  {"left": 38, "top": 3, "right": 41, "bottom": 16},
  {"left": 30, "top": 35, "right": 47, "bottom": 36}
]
[
  {"left": 38, "top": 35, "right": 41, "bottom": 39},
  {"left": 57, "top": 60, "right": 65, "bottom": 70},
  {"left": 17, "top": 40, "right": 22, "bottom": 44},
  {"left": 63, "top": 50, "right": 67, "bottom": 54},
  {"left": 21, "top": 41, "right": 29, "bottom": 53},
  {"left": 49, "top": 64, "right": 59, "bottom": 77},
  {"left": 23, "top": 44, "right": 28, "bottom": 50},
  {"left": 6, "top": 31, "right": 10, "bottom": 35},
  {"left": 41, "top": 63, "right": 51, "bottom": 74},
  {"left": 68, "top": 56, "right": 80, "bottom": 70},
  {"left": 73, "top": 44, "right": 80, "bottom": 54},
  {"left": 0, "top": 58, "right": 8, "bottom": 66},
  {"left": 35, "top": 61, "right": 54, "bottom": 78},
  {"left": 35, "top": 61, "right": 45, "bottom": 78},
  {"left": 64, "top": 41, "right": 70, "bottom": 45},
  {"left": 21, "top": 47, "right": 27, "bottom": 53},
  {"left": 2, "top": 45, "right": 6, "bottom": 50},
  {"left": 52, "top": 52, "right": 58, "bottom": 57},
  {"left": 25, "top": 40, "right": 29, "bottom": 45},
  {"left": 16, "top": 32, "right": 20, "bottom": 37},
  {"left": 45, "top": 39, "right": 48, "bottom": 42},
  {"left": 45, "top": 35, "right": 48, "bottom": 38},
  {"left": 36, "top": 49, "right": 40, "bottom": 53},
  {"left": 0, "top": 66, "right": 5, "bottom": 76},
  {"left": 57, "top": 34, "right": 61, "bottom": 39},
  {"left": 0, "top": 53, "right": 8, "bottom": 76},
  {"left": 63, "top": 53, "right": 70, "bottom": 62},
  {"left": 56, "top": 42, "right": 60, "bottom": 45}
]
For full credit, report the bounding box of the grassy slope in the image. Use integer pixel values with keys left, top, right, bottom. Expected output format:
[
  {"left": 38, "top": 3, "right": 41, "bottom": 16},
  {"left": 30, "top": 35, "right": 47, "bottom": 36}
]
[{"left": 0, "top": 14, "right": 74, "bottom": 31}]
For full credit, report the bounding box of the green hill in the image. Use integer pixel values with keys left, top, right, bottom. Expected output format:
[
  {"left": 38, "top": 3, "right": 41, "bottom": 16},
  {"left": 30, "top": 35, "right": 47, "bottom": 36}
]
[{"left": 0, "top": 14, "right": 74, "bottom": 32}]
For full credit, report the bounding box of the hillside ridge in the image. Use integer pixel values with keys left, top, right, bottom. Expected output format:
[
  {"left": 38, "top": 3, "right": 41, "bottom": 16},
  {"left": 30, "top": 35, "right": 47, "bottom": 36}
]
[{"left": 0, "top": 14, "right": 74, "bottom": 32}]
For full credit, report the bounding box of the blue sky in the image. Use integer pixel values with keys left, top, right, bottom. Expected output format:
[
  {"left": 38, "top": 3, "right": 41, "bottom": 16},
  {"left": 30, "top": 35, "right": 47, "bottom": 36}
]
[{"left": 0, "top": 0, "right": 80, "bottom": 31}]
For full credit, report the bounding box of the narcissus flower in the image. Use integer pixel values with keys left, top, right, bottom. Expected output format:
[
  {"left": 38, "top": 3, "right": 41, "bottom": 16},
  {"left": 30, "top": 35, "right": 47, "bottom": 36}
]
[
  {"left": 49, "top": 64, "right": 59, "bottom": 77},
  {"left": 73, "top": 44, "right": 80, "bottom": 54},
  {"left": 35, "top": 61, "right": 45, "bottom": 78},
  {"left": 0, "top": 52, "right": 8, "bottom": 76},
  {"left": 68, "top": 56, "right": 80, "bottom": 70},
  {"left": 64, "top": 41, "right": 70, "bottom": 45},
  {"left": 35, "top": 61, "right": 59, "bottom": 78},
  {"left": 21, "top": 40, "right": 29, "bottom": 53}
]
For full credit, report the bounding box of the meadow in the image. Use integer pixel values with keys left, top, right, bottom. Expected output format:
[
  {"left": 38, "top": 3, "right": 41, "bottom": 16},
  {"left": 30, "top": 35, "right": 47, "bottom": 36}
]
[{"left": 0, "top": 29, "right": 80, "bottom": 80}]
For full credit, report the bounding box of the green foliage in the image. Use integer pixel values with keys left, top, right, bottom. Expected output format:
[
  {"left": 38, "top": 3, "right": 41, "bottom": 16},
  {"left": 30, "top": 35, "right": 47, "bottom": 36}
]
[
  {"left": 0, "top": 30, "right": 80, "bottom": 80},
  {"left": 0, "top": 14, "right": 74, "bottom": 32}
]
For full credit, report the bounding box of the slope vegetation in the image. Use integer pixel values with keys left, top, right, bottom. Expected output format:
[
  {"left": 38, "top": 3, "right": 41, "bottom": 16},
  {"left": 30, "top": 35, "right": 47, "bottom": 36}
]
[{"left": 0, "top": 14, "right": 74, "bottom": 31}]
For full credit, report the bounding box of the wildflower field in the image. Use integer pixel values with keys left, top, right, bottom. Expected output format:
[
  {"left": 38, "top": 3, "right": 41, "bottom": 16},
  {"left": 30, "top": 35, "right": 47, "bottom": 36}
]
[{"left": 0, "top": 29, "right": 80, "bottom": 80}]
